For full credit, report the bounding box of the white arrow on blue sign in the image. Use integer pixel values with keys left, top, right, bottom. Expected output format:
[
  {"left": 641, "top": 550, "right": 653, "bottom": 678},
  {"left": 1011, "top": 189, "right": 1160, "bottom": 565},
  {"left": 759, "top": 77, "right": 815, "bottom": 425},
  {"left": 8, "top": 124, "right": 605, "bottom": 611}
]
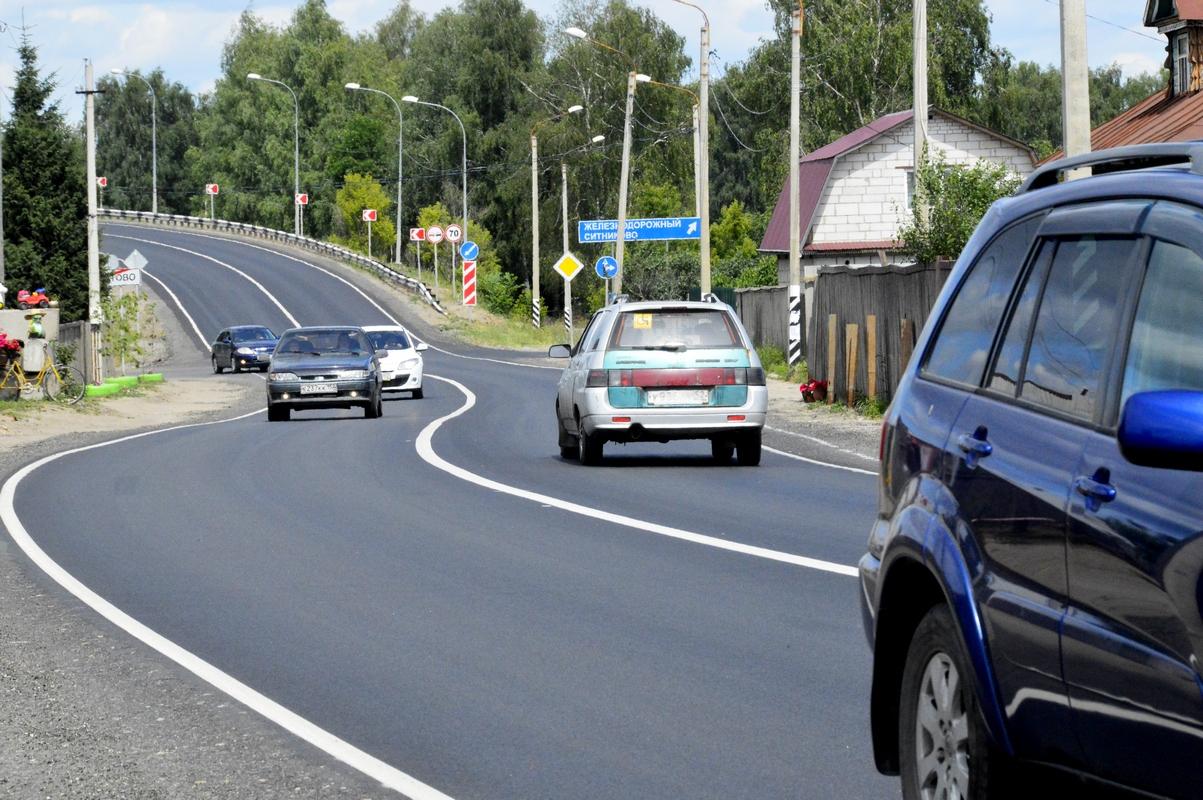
[
  {"left": 459, "top": 241, "right": 479, "bottom": 261},
  {"left": 578, "top": 217, "right": 701, "bottom": 244},
  {"left": 595, "top": 255, "right": 619, "bottom": 279}
]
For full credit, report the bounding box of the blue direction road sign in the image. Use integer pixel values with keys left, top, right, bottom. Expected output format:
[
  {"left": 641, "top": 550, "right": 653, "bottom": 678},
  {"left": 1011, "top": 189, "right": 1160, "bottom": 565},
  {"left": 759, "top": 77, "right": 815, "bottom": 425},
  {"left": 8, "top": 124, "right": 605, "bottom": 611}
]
[
  {"left": 459, "top": 241, "right": 479, "bottom": 261},
  {"left": 595, "top": 255, "right": 619, "bottom": 279},
  {"left": 578, "top": 217, "right": 701, "bottom": 244}
]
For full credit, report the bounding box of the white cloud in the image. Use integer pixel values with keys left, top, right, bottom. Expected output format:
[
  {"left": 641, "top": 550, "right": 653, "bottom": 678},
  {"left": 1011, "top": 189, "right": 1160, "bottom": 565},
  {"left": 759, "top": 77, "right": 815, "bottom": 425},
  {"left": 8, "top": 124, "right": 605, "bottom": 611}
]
[{"left": 1111, "top": 50, "right": 1165, "bottom": 77}]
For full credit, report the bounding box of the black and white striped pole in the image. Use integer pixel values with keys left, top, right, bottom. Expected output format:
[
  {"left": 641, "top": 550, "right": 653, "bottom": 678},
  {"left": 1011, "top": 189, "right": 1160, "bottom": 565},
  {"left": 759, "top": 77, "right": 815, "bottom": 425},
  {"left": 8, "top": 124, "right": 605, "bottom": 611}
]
[{"left": 787, "top": 4, "right": 803, "bottom": 367}]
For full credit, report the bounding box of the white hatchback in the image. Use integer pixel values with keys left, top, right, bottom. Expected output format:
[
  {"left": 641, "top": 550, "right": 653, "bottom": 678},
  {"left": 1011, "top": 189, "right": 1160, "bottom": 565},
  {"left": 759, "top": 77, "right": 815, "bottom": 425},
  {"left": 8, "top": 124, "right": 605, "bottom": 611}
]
[{"left": 362, "top": 325, "right": 427, "bottom": 398}]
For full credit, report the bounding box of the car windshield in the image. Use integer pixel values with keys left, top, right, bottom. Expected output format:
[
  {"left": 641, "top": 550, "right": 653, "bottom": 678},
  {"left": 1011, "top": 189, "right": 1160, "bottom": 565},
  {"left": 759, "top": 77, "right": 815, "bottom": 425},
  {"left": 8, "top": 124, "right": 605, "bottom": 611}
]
[
  {"left": 275, "top": 330, "right": 369, "bottom": 356},
  {"left": 233, "top": 326, "right": 275, "bottom": 343},
  {"left": 610, "top": 309, "right": 740, "bottom": 350},
  {"left": 366, "top": 330, "right": 411, "bottom": 351}
]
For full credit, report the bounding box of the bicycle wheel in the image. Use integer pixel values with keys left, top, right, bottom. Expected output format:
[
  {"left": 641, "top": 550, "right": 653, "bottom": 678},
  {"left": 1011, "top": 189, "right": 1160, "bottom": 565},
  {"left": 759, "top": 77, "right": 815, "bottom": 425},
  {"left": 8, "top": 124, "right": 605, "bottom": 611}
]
[
  {"left": 0, "top": 365, "right": 19, "bottom": 401},
  {"left": 44, "top": 365, "right": 86, "bottom": 404}
]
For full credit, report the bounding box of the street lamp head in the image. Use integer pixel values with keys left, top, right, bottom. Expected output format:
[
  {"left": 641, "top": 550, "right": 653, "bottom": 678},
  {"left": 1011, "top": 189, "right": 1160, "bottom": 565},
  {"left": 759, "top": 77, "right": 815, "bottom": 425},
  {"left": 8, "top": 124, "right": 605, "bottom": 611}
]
[
  {"left": 344, "top": 82, "right": 361, "bottom": 90},
  {"left": 567, "top": 104, "right": 584, "bottom": 114},
  {"left": 402, "top": 95, "right": 419, "bottom": 103},
  {"left": 246, "top": 73, "right": 262, "bottom": 81},
  {"left": 564, "top": 26, "right": 587, "bottom": 39},
  {"left": 635, "top": 73, "right": 652, "bottom": 83},
  {"left": 110, "top": 68, "right": 125, "bottom": 76},
  {"left": 591, "top": 134, "right": 606, "bottom": 144}
]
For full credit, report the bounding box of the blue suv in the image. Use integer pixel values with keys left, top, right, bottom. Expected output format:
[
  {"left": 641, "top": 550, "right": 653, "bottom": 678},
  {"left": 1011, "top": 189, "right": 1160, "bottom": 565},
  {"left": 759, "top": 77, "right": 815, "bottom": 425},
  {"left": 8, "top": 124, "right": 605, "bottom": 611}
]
[{"left": 861, "top": 144, "right": 1203, "bottom": 799}]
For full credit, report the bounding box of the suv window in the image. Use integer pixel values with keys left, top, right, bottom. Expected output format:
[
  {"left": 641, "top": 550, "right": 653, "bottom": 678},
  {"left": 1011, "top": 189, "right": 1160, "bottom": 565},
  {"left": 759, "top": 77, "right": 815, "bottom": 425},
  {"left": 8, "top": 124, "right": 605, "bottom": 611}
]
[
  {"left": 1122, "top": 240, "right": 1203, "bottom": 403},
  {"left": 610, "top": 309, "right": 740, "bottom": 350},
  {"left": 989, "top": 243, "right": 1053, "bottom": 395},
  {"left": 1019, "top": 236, "right": 1135, "bottom": 420},
  {"left": 922, "top": 218, "right": 1039, "bottom": 386}
]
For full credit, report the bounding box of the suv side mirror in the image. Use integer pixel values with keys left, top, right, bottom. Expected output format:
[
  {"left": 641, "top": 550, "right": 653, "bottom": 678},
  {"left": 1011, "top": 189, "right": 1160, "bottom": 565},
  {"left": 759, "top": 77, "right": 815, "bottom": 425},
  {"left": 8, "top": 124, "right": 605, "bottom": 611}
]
[
  {"left": 548, "top": 344, "right": 571, "bottom": 358},
  {"left": 415, "top": 342, "right": 429, "bottom": 352},
  {"left": 1118, "top": 390, "right": 1203, "bottom": 471}
]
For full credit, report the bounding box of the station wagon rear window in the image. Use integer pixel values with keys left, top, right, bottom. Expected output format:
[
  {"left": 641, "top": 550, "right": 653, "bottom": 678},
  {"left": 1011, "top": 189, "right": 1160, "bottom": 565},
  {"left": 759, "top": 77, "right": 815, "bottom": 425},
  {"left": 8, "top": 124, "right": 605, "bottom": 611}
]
[{"left": 610, "top": 309, "right": 740, "bottom": 350}]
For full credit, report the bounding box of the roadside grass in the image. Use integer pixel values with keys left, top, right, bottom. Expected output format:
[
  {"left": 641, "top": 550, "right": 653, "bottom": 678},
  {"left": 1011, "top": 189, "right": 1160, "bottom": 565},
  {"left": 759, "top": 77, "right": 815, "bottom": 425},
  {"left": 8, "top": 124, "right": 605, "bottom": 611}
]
[
  {"left": 0, "top": 380, "right": 162, "bottom": 417},
  {"left": 758, "top": 346, "right": 807, "bottom": 383},
  {"left": 803, "top": 395, "right": 888, "bottom": 421},
  {"left": 438, "top": 313, "right": 565, "bottom": 350}
]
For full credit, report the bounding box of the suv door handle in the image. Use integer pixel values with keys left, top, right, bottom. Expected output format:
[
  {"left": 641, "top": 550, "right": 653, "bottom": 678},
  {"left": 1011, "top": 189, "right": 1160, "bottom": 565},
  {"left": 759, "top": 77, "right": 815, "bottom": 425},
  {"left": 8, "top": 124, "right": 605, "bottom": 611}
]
[
  {"left": 957, "top": 433, "right": 993, "bottom": 458},
  {"left": 1074, "top": 476, "right": 1117, "bottom": 503}
]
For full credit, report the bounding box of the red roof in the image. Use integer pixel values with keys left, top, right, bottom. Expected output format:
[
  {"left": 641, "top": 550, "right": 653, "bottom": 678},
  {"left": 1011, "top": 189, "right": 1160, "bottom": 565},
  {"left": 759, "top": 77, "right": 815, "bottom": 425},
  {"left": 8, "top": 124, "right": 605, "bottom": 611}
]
[
  {"left": 804, "top": 240, "right": 900, "bottom": 253},
  {"left": 1041, "top": 87, "right": 1203, "bottom": 164}
]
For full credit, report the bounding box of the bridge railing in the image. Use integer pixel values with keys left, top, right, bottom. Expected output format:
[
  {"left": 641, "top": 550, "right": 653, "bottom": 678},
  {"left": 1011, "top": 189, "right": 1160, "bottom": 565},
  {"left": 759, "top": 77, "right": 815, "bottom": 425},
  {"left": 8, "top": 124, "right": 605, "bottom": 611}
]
[{"left": 101, "top": 209, "right": 447, "bottom": 316}]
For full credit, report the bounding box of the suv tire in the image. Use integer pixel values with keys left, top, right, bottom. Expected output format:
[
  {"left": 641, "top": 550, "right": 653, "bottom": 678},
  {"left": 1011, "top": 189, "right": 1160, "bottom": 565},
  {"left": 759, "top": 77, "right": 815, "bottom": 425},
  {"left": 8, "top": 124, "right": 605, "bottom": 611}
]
[
  {"left": 899, "top": 605, "right": 1008, "bottom": 800},
  {"left": 736, "top": 430, "right": 762, "bottom": 466}
]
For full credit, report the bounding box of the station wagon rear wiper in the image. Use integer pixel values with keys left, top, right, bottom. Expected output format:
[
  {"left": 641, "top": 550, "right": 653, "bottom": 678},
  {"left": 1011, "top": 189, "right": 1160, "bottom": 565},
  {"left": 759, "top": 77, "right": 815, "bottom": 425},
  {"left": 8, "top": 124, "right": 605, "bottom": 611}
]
[{"left": 635, "top": 344, "right": 687, "bottom": 352}]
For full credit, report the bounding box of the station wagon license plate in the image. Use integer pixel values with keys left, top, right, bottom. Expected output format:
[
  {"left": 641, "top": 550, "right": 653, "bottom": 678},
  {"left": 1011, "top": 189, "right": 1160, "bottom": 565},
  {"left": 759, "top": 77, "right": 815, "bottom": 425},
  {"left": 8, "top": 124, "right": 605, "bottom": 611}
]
[
  {"left": 300, "top": 382, "right": 337, "bottom": 395},
  {"left": 646, "top": 389, "right": 709, "bottom": 406}
]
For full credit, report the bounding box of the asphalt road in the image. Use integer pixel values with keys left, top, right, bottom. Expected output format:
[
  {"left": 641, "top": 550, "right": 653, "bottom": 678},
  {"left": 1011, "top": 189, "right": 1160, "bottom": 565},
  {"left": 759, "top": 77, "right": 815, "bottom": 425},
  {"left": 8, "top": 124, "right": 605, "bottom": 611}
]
[{"left": 9, "top": 223, "right": 894, "bottom": 799}]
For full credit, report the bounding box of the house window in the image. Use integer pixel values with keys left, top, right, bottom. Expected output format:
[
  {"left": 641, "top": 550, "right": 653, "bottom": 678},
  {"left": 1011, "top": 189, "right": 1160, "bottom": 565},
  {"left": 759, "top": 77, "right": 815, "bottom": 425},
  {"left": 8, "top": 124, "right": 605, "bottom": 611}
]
[
  {"left": 905, "top": 170, "right": 915, "bottom": 210},
  {"left": 1174, "top": 32, "right": 1190, "bottom": 95}
]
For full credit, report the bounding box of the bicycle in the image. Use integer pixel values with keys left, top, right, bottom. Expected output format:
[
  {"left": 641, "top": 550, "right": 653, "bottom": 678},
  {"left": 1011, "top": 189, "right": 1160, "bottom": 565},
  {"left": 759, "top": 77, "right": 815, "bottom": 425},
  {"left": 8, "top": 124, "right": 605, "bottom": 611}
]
[{"left": 0, "top": 342, "right": 87, "bottom": 405}]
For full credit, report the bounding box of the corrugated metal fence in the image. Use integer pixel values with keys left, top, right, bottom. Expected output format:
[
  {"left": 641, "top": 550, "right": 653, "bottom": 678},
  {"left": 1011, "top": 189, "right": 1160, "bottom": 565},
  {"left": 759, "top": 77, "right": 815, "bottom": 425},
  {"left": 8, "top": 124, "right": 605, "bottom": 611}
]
[{"left": 807, "top": 260, "right": 953, "bottom": 404}]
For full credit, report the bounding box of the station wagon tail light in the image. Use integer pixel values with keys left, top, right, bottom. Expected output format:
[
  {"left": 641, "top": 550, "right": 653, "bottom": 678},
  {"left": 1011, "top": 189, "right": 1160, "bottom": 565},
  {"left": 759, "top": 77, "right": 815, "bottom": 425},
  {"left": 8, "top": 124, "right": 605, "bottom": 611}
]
[
  {"left": 604, "top": 368, "right": 761, "bottom": 387},
  {"left": 746, "top": 367, "right": 766, "bottom": 386},
  {"left": 586, "top": 369, "right": 608, "bottom": 387}
]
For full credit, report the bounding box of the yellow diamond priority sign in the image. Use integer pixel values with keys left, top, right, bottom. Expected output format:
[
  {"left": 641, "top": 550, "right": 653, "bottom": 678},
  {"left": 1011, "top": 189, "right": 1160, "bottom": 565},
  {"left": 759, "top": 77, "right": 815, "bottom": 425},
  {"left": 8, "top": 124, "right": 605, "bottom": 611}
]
[{"left": 552, "top": 252, "right": 584, "bottom": 281}]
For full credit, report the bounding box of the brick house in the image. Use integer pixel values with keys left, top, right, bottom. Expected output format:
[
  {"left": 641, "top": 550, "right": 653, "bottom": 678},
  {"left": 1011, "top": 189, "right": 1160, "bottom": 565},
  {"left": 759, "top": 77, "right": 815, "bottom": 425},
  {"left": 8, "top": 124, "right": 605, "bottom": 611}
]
[{"left": 758, "top": 108, "right": 1036, "bottom": 283}]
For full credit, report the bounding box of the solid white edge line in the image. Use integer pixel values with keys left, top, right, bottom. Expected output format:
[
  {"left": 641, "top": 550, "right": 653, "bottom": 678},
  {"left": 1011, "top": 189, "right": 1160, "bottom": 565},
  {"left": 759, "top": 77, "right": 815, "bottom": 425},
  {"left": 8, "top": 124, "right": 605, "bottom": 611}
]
[
  {"left": 140, "top": 268, "right": 209, "bottom": 351},
  {"left": 762, "top": 445, "right": 878, "bottom": 477},
  {"left": 104, "top": 224, "right": 560, "bottom": 371},
  {"left": 0, "top": 409, "right": 455, "bottom": 800},
  {"left": 764, "top": 424, "right": 879, "bottom": 463},
  {"left": 107, "top": 233, "right": 301, "bottom": 328},
  {"left": 420, "top": 374, "right": 858, "bottom": 578}
]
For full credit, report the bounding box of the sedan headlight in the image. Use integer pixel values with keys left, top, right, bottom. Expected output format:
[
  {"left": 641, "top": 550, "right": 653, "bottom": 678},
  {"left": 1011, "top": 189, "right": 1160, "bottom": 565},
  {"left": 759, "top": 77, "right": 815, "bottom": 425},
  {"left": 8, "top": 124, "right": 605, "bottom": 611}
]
[
  {"left": 337, "top": 369, "right": 370, "bottom": 380},
  {"left": 399, "top": 358, "right": 420, "bottom": 370},
  {"left": 269, "top": 372, "right": 298, "bottom": 381},
  {"left": 236, "top": 346, "right": 255, "bottom": 355}
]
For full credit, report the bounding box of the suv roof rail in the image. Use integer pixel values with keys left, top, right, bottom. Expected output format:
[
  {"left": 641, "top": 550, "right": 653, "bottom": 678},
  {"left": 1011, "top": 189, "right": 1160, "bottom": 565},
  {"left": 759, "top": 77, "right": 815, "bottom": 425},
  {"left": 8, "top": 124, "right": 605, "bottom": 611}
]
[
  {"left": 611, "top": 293, "right": 630, "bottom": 304},
  {"left": 700, "top": 292, "right": 721, "bottom": 304},
  {"left": 1019, "top": 142, "right": 1203, "bottom": 193}
]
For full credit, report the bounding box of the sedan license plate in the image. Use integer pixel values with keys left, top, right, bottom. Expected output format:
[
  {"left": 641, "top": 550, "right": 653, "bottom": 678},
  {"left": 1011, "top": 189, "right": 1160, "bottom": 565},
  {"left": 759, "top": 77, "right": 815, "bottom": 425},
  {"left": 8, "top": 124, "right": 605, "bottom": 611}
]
[
  {"left": 646, "top": 389, "right": 709, "bottom": 406},
  {"left": 300, "top": 382, "right": 337, "bottom": 395}
]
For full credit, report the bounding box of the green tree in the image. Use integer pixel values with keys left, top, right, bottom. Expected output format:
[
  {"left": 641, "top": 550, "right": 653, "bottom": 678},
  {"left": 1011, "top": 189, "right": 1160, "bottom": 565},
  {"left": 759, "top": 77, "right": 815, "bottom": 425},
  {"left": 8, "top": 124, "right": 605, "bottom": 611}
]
[
  {"left": 710, "top": 200, "right": 759, "bottom": 260},
  {"left": 899, "top": 151, "right": 1020, "bottom": 263},
  {"left": 97, "top": 70, "right": 198, "bottom": 214},
  {"left": 334, "top": 174, "right": 395, "bottom": 256},
  {"left": 2, "top": 31, "right": 90, "bottom": 321}
]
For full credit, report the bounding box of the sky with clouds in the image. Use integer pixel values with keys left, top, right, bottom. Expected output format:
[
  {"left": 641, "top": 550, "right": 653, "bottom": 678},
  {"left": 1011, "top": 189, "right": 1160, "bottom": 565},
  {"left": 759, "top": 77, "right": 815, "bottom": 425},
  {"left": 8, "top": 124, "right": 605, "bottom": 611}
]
[{"left": 0, "top": 0, "right": 1170, "bottom": 121}]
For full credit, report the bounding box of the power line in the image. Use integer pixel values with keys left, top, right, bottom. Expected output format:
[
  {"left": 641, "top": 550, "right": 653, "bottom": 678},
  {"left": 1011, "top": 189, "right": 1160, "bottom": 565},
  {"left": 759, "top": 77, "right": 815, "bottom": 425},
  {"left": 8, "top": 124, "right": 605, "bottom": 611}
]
[{"left": 1041, "top": 0, "right": 1163, "bottom": 43}]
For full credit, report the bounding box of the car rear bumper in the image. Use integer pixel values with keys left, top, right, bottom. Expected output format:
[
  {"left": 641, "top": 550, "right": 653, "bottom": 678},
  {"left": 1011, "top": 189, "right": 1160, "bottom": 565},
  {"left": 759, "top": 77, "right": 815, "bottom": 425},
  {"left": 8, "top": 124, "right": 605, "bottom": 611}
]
[{"left": 579, "top": 386, "right": 767, "bottom": 440}]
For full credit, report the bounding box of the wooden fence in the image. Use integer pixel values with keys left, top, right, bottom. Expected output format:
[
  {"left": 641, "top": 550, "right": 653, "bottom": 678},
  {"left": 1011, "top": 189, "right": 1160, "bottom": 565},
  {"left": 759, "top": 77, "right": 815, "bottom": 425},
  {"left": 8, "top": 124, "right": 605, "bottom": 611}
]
[
  {"left": 734, "top": 285, "right": 795, "bottom": 353},
  {"left": 807, "top": 260, "right": 953, "bottom": 405}
]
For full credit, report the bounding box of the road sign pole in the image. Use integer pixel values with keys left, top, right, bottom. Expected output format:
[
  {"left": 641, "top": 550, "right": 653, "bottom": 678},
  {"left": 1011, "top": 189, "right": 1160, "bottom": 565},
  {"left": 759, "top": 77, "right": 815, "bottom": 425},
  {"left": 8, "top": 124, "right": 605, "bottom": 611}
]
[
  {"left": 367, "top": 219, "right": 372, "bottom": 260},
  {"left": 209, "top": 192, "right": 214, "bottom": 220},
  {"left": 434, "top": 242, "right": 439, "bottom": 292},
  {"left": 564, "top": 278, "right": 572, "bottom": 341},
  {"left": 417, "top": 240, "right": 422, "bottom": 283}
]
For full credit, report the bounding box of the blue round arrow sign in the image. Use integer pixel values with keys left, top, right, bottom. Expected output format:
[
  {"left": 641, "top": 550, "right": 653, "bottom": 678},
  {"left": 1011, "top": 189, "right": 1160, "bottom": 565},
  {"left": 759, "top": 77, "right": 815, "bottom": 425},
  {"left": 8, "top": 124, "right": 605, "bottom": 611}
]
[
  {"left": 595, "top": 255, "right": 619, "bottom": 279},
  {"left": 459, "top": 241, "right": 480, "bottom": 261}
]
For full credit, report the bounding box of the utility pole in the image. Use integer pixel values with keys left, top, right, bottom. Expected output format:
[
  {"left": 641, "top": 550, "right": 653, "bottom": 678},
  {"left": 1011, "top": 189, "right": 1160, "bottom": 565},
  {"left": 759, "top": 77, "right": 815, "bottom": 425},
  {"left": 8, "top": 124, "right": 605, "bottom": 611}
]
[
  {"left": 0, "top": 86, "right": 5, "bottom": 286},
  {"left": 914, "top": 0, "right": 928, "bottom": 222},
  {"left": 693, "top": 104, "right": 701, "bottom": 217},
  {"left": 698, "top": 11, "right": 711, "bottom": 295},
  {"left": 614, "top": 69, "right": 636, "bottom": 296},
  {"left": 1060, "top": 0, "right": 1091, "bottom": 174},
  {"left": 562, "top": 161, "right": 572, "bottom": 340},
  {"left": 82, "top": 60, "right": 102, "bottom": 382},
  {"left": 787, "top": 5, "right": 803, "bottom": 367},
  {"left": 531, "top": 133, "right": 541, "bottom": 327}
]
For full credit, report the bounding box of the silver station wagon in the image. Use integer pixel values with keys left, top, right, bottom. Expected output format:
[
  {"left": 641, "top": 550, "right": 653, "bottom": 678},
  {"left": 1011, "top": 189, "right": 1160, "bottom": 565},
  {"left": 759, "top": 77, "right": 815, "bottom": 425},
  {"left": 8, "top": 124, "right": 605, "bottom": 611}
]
[{"left": 550, "top": 296, "right": 768, "bottom": 465}]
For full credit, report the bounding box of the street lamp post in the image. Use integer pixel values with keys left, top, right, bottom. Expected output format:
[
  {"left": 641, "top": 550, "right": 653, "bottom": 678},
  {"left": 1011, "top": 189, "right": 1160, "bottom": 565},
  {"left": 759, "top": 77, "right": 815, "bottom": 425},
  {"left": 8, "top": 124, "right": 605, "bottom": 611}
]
[
  {"left": 247, "top": 73, "right": 301, "bottom": 236},
  {"left": 111, "top": 69, "right": 158, "bottom": 215},
  {"left": 565, "top": 27, "right": 646, "bottom": 297},
  {"left": 531, "top": 104, "right": 584, "bottom": 327},
  {"left": 671, "top": 0, "right": 712, "bottom": 293},
  {"left": 345, "top": 82, "right": 404, "bottom": 264},
  {"left": 404, "top": 96, "right": 467, "bottom": 293}
]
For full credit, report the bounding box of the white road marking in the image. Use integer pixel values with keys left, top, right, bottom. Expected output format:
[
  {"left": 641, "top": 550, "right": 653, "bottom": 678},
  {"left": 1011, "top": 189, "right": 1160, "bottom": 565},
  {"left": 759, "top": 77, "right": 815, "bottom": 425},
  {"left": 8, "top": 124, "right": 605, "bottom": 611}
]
[
  {"left": 0, "top": 411, "right": 456, "bottom": 800},
  {"left": 763, "top": 445, "right": 878, "bottom": 477},
  {"left": 104, "top": 224, "right": 559, "bottom": 371},
  {"left": 141, "top": 269, "right": 208, "bottom": 351},
  {"left": 419, "top": 374, "right": 859, "bottom": 577},
  {"left": 106, "top": 233, "right": 300, "bottom": 328},
  {"left": 764, "top": 424, "right": 879, "bottom": 463}
]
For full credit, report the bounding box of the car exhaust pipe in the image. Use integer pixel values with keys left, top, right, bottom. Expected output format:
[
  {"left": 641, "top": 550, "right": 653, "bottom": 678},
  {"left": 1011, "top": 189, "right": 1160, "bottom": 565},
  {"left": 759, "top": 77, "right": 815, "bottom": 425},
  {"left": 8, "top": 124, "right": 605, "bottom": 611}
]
[{"left": 629, "top": 424, "right": 645, "bottom": 441}]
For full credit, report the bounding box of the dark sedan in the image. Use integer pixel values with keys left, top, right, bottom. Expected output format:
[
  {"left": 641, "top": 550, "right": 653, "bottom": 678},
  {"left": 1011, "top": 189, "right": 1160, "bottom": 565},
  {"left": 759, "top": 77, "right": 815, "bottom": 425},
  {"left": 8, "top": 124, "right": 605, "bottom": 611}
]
[
  {"left": 266, "top": 327, "right": 383, "bottom": 421},
  {"left": 212, "top": 325, "right": 278, "bottom": 373}
]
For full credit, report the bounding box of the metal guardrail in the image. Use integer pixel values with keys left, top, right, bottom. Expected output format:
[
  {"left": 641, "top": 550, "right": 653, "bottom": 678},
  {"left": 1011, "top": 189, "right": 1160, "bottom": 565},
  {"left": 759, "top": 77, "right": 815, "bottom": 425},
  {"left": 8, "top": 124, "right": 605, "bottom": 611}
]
[{"left": 100, "top": 209, "right": 447, "bottom": 316}]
